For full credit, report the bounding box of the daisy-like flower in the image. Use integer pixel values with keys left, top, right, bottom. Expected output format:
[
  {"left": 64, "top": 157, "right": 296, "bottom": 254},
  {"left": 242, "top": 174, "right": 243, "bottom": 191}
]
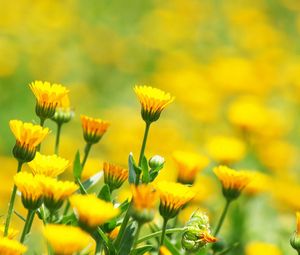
[
  {"left": 9, "top": 120, "right": 49, "bottom": 163},
  {"left": 69, "top": 194, "right": 119, "bottom": 230},
  {"left": 156, "top": 181, "right": 195, "bottom": 220},
  {"left": 44, "top": 224, "right": 92, "bottom": 255},
  {"left": 29, "top": 81, "right": 69, "bottom": 120},
  {"left": 173, "top": 151, "right": 209, "bottom": 185},
  {"left": 28, "top": 152, "right": 69, "bottom": 177},
  {"left": 0, "top": 226, "right": 19, "bottom": 239},
  {"left": 213, "top": 165, "right": 253, "bottom": 201},
  {"left": 130, "top": 184, "right": 158, "bottom": 223},
  {"left": 0, "top": 237, "right": 27, "bottom": 255},
  {"left": 103, "top": 162, "right": 128, "bottom": 192},
  {"left": 206, "top": 136, "right": 246, "bottom": 165},
  {"left": 14, "top": 172, "right": 43, "bottom": 210},
  {"left": 81, "top": 115, "right": 110, "bottom": 144},
  {"left": 52, "top": 94, "right": 74, "bottom": 125},
  {"left": 38, "top": 175, "right": 78, "bottom": 212},
  {"left": 159, "top": 246, "right": 172, "bottom": 255},
  {"left": 246, "top": 241, "right": 282, "bottom": 255},
  {"left": 291, "top": 212, "right": 300, "bottom": 253},
  {"left": 134, "top": 85, "right": 174, "bottom": 123}
]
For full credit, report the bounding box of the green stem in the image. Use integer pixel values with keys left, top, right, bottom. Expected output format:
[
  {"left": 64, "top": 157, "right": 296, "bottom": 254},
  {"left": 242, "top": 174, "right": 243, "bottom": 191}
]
[
  {"left": 37, "top": 118, "right": 45, "bottom": 152},
  {"left": 132, "top": 223, "right": 143, "bottom": 250},
  {"left": 114, "top": 205, "right": 131, "bottom": 248},
  {"left": 4, "top": 161, "right": 23, "bottom": 236},
  {"left": 81, "top": 143, "right": 92, "bottom": 169},
  {"left": 62, "top": 202, "right": 70, "bottom": 216},
  {"left": 55, "top": 123, "right": 62, "bottom": 155},
  {"left": 97, "top": 227, "right": 116, "bottom": 255},
  {"left": 137, "top": 227, "right": 186, "bottom": 244},
  {"left": 77, "top": 178, "right": 88, "bottom": 195},
  {"left": 159, "top": 218, "right": 168, "bottom": 250},
  {"left": 214, "top": 199, "right": 231, "bottom": 236},
  {"left": 20, "top": 210, "right": 35, "bottom": 243},
  {"left": 136, "top": 122, "right": 151, "bottom": 184}
]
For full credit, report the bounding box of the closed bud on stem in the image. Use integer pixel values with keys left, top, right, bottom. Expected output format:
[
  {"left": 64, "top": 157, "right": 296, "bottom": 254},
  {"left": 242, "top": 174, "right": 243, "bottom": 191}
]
[
  {"left": 291, "top": 212, "right": 300, "bottom": 253},
  {"left": 149, "top": 155, "right": 165, "bottom": 169}
]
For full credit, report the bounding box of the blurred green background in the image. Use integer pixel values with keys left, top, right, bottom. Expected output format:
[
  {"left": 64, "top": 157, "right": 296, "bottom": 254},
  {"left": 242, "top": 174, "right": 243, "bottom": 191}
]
[{"left": 1, "top": 0, "right": 300, "bottom": 254}]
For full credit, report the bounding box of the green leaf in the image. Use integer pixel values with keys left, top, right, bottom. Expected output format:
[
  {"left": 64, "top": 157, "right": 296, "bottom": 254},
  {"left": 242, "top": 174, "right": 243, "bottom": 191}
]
[
  {"left": 118, "top": 224, "right": 136, "bottom": 255},
  {"left": 130, "top": 244, "right": 153, "bottom": 255},
  {"left": 59, "top": 213, "right": 77, "bottom": 225},
  {"left": 73, "top": 151, "right": 82, "bottom": 180},
  {"left": 118, "top": 200, "right": 130, "bottom": 214},
  {"left": 141, "top": 155, "right": 150, "bottom": 183},
  {"left": 98, "top": 184, "right": 111, "bottom": 202},
  {"left": 129, "top": 153, "right": 141, "bottom": 184},
  {"left": 149, "top": 164, "right": 164, "bottom": 182}
]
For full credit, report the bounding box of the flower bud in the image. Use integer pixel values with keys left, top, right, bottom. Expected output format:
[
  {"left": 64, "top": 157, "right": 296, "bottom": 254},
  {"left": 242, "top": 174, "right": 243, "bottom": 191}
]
[{"left": 149, "top": 155, "right": 165, "bottom": 169}]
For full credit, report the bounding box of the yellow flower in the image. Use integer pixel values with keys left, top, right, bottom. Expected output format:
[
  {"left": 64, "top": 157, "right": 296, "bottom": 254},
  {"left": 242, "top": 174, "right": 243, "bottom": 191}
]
[
  {"left": 172, "top": 150, "right": 209, "bottom": 184},
  {"left": 29, "top": 81, "right": 69, "bottom": 119},
  {"left": 81, "top": 115, "right": 110, "bottom": 144},
  {"left": 44, "top": 224, "right": 92, "bottom": 255},
  {"left": 103, "top": 162, "right": 128, "bottom": 191},
  {"left": 156, "top": 181, "right": 195, "bottom": 219},
  {"left": 245, "top": 241, "right": 282, "bottom": 255},
  {"left": 52, "top": 94, "right": 74, "bottom": 124},
  {"left": 206, "top": 136, "right": 246, "bottom": 165},
  {"left": 134, "top": 85, "right": 174, "bottom": 123},
  {"left": 14, "top": 172, "right": 43, "bottom": 210},
  {"left": 0, "top": 226, "right": 18, "bottom": 239},
  {"left": 9, "top": 120, "right": 49, "bottom": 162},
  {"left": 69, "top": 194, "right": 120, "bottom": 229},
  {"left": 130, "top": 184, "right": 158, "bottom": 223},
  {"left": 28, "top": 152, "right": 69, "bottom": 177},
  {"left": 107, "top": 226, "right": 120, "bottom": 240},
  {"left": 159, "top": 246, "right": 172, "bottom": 255},
  {"left": 0, "top": 237, "right": 27, "bottom": 255},
  {"left": 213, "top": 166, "right": 253, "bottom": 201},
  {"left": 38, "top": 175, "right": 78, "bottom": 211}
]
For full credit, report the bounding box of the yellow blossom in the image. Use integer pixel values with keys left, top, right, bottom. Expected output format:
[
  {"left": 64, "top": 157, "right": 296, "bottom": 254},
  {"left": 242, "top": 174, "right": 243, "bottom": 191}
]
[
  {"left": 52, "top": 94, "right": 74, "bottom": 124},
  {"left": 38, "top": 175, "right": 78, "bottom": 211},
  {"left": 69, "top": 194, "right": 119, "bottom": 229},
  {"left": 81, "top": 115, "right": 110, "bottom": 144},
  {"left": 159, "top": 246, "right": 172, "bottom": 255},
  {"left": 206, "top": 136, "right": 246, "bottom": 165},
  {"left": 103, "top": 162, "right": 128, "bottom": 191},
  {"left": 245, "top": 241, "right": 282, "bottom": 255},
  {"left": 172, "top": 150, "right": 209, "bottom": 184},
  {"left": 0, "top": 226, "right": 18, "bottom": 239},
  {"left": 44, "top": 224, "right": 92, "bottom": 255},
  {"left": 0, "top": 237, "right": 27, "bottom": 255},
  {"left": 29, "top": 81, "right": 69, "bottom": 119},
  {"left": 156, "top": 181, "right": 195, "bottom": 219},
  {"left": 130, "top": 184, "right": 158, "bottom": 222},
  {"left": 107, "top": 226, "right": 120, "bottom": 240},
  {"left": 14, "top": 172, "right": 43, "bottom": 209},
  {"left": 134, "top": 85, "right": 174, "bottom": 123},
  {"left": 28, "top": 152, "right": 69, "bottom": 177},
  {"left": 9, "top": 120, "right": 49, "bottom": 162},
  {"left": 213, "top": 166, "right": 253, "bottom": 200}
]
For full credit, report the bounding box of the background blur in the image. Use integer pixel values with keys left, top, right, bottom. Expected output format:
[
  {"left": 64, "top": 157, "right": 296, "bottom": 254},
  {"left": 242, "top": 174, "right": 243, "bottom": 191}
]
[{"left": 1, "top": 0, "right": 300, "bottom": 254}]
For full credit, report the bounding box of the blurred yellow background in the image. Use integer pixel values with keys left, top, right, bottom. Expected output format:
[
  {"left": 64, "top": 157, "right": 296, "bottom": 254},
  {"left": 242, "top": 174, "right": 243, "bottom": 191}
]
[{"left": 1, "top": 0, "right": 300, "bottom": 254}]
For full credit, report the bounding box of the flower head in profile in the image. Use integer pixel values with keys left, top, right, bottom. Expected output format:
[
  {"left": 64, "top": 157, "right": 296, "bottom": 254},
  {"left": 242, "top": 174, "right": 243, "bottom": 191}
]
[
  {"left": 38, "top": 175, "right": 78, "bottom": 212},
  {"left": 206, "top": 136, "right": 246, "bottom": 165},
  {"left": 0, "top": 226, "right": 18, "bottom": 239},
  {"left": 107, "top": 226, "right": 120, "bottom": 240},
  {"left": 173, "top": 150, "right": 209, "bottom": 185},
  {"left": 81, "top": 115, "right": 110, "bottom": 144},
  {"left": 103, "top": 162, "right": 128, "bottom": 192},
  {"left": 44, "top": 224, "right": 92, "bottom": 255},
  {"left": 69, "top": 194, "right": 119, "bottom": 230},
  {"left": 14, "top": 172, "right": 43, "bottom": 210},
  {"left": 10, "top": 120, "right": 49, "bottom": 162},
  {"left": 29, "top": 81, "right": 69, "bottom": 120},
  {"left": 159, "top": 246, "right": 172, "bottom": 255},
  {"left": 0, "top": 237, "right": 27, "bottom": 255},
  {"left": 134, "top": 85, "right": 174, "bottom": 123},
  {"left": 28, "top": 152, "right": 69, "bottom": 177},
  {"left": 52, "top": 94, "right": 74, "bottom": 124},
  {"left": 130, "top": 184, "right": 158, "bottom": 223},
  {"left": 156, "top": 181, "right": 195, "bottom": 219},
  {"left": 213, "top": 166, "right": 253, "bottom": 201},
  {"left": 246, "top": 241, "right": 282, "bottom": 255}
]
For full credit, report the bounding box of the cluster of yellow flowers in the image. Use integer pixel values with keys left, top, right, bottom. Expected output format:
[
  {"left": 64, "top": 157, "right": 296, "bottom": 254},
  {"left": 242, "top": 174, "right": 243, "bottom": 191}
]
[{"left": 1, "top": 79, "right": 296, "bottom": 255}]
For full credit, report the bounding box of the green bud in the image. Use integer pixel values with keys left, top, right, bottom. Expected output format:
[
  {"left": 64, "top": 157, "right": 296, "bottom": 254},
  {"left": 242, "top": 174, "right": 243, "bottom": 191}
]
[
  {"left": 291, "top": 232, "right": 300, "bottom": 252},
  {"left": 149, "top": 155, "right": 165, "bottom": 169}
]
